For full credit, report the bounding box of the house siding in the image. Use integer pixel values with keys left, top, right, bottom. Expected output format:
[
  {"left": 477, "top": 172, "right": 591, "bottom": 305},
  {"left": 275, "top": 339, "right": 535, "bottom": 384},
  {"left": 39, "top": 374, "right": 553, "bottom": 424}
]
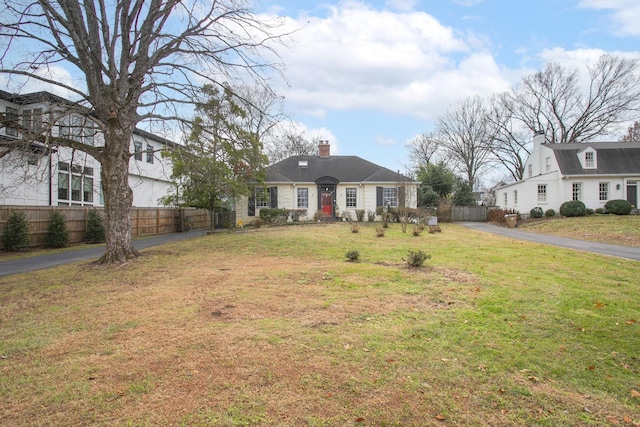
[{"left": 495, "top": 134, "right": 640, "bottom": 213}]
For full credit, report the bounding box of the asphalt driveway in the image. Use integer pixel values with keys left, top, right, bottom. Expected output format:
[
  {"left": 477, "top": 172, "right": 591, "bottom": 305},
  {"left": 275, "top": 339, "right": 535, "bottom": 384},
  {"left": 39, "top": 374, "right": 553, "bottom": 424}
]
[{"left": 459, "top": 222, "right": 640, "bottom": 262}]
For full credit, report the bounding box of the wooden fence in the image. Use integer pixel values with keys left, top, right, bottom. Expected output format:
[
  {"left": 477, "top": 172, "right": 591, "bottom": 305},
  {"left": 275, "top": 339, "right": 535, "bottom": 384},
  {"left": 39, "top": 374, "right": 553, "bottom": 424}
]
[
  {"left": 451, "top": 206, "right": 490, "bottom": 222},
  {"left": 0, "top": 206, "right": 211, "bottom": 249}
]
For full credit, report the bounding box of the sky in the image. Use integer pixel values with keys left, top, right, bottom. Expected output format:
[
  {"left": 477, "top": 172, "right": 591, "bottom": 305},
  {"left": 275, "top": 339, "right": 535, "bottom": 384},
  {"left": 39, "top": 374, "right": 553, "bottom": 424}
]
[
  {"left": 249, "top": 0, "right": 640, "bottom": 182},
  {"left": 2, "top": 0, "right": 640, "bottom": 185}
]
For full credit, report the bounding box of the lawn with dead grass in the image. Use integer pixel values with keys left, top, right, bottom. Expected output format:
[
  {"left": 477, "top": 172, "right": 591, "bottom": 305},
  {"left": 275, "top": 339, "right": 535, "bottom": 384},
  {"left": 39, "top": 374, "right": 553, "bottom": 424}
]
[{"left": 1, "top": 223, "right": 639, "bottom": 426}]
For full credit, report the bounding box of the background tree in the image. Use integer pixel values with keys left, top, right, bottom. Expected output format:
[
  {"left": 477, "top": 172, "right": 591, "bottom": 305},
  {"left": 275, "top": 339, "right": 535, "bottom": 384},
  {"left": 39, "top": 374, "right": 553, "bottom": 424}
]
[
  {"left": 0, "top": 0, "right": 286, "bottom": 264},
  {"left": 264, "top": 129, "right": 317, "bottom": 164},
  {"left": 621, "top": 121, "right": 640, "bottom": 141},
  {"left": 416, "top": 161, "right": 456, "bottom": 201},
  {"left": 452, "top": 180, "right": 476, "bottom": 206},
  {"left": 436, "top": 96, "right": 495, "bottom": 188},
  {"left": 504, "top": 55, "right": 640, "bottom": 145},
  {"left": 406, "top": 132, "right": 442, "bottom": 172},
  {"left": 162, "top": 85, "right": 268, "bottom": 229}
]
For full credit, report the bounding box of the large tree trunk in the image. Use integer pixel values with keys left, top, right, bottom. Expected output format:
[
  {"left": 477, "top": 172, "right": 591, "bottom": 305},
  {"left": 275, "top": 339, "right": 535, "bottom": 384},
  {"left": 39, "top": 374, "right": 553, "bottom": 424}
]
[{"left": 98, "top": 123, "right": 138, "bottom": 264}]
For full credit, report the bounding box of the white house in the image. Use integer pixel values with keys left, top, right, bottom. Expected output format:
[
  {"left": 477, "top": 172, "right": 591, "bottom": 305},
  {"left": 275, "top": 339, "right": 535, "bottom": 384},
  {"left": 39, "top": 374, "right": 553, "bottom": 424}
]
[
  {"left": 0, "top": 90, "right": 175, "bottom": 208},
  {"left": 236, "top": 142, "right": 419, "bottom": 224},
  {"left": 495, "top": 132, "right": 640, "bottom": 214}
]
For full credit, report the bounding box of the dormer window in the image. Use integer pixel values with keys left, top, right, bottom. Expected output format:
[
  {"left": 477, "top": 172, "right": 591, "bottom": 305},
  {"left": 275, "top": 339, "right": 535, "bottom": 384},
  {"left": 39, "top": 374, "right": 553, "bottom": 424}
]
[
  {"left": 298, "top": 160, "right": 308, "bottom": 168},
  {"left": 581, "top": 148, "right": 597, "bottom": 169},
  {"left": 585, "top": 152, "right": 594, "bottom": 168}
]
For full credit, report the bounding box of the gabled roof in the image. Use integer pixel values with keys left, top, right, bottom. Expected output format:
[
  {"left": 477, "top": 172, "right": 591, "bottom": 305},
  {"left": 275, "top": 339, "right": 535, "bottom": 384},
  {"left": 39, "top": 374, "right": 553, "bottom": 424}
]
[
  {"left": 266, "top": 155, "right": 414, "bottom": 184},
  {"left": 546, "top": 142, "right": 640, "bottom": 175}
]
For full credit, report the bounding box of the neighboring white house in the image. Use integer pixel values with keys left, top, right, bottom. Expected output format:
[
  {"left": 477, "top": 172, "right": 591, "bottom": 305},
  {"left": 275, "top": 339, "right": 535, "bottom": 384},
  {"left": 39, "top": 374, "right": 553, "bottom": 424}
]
[
  {"left": 0, "top": 90, "right": 175, "bottom": 208},
  {"left": 495, "top": 132, "right": 640, "bottom": 214},
  {"left": 236, "top": 142, "right": 419, "bottom": 224}
]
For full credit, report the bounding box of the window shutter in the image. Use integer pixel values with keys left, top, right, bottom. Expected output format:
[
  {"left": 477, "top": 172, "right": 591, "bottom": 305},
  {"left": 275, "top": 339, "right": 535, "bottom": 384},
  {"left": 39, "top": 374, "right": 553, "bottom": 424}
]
[
  {"left": 248, "top": 192, "right": 256, "bottom": 216},
  {"left": 398, "top": 186, "right": 406, "bottom": 208},
  {"left": 270, "top": 187, "right": 278, "bottom": 208},
  {"left": 376, "top": 186, "right": 383, "bottom": 207}
]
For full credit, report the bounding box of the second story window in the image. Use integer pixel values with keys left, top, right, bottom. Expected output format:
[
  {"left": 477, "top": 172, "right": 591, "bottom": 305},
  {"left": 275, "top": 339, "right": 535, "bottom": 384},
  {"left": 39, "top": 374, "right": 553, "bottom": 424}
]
[
  {"left": 134, "top": 141, "right": 143, "bottom": 161},
  {"left": 5, "top": 107, "right": 18, "bottom": 137},
  {"left": 146, "top": 144, "right": 154, "bottom": 164},
  {"left": 585, "top": 152, "right": 595, "bottom": 168}
]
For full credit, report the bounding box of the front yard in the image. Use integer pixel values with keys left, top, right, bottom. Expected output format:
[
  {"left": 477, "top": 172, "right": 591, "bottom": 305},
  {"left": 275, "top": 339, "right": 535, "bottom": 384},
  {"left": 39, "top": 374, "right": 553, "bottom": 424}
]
[{"left": 0, "top": 223, "right": 638, "bottom": 426}]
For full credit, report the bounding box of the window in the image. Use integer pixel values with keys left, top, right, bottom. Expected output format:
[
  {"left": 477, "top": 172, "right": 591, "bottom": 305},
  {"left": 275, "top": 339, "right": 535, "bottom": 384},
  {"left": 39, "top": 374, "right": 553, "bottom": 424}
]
[
  {"left": 146, "top": 144, "right": 154, "bottom": 164},
  {"left": 256, "top": 188, "right": 269, "bottom": 208},
  {"left": 21, "top": 109, "right": 32, "bottom": 132},
  {"left": 383, "top": 187, "right": 397, "bottom": 207},
  {"left": 503, "top": 193, "right": 507, "bottom": 206},
  {"left": 57, "top": 162, "right": 94, "bottom": 205},
  {"left": 599, "top": 182, "right": 609, "bottom": 201},
  {"left": 572, "top": 183, "right": 582, "bottom": 201},
  {"left": 528, "top": 164, "right": 533, "bottom": 178},
  {"left": 537, "top": 184, "right": 547, "bottom": 203},
  {"left": 513, "top": 190, "right": 518, "bottom": 205},
  {"left": 5, "top": 107, "right": 18, "bottom": 136},
  {"left": 346, "top": 188, "right": 357, "bottom": 208},
  {"left": 134, "top": 141, "right": 143, "bottom": 161},
  {"left": 545, "top": 157, "right": 551, "bottom": 172},
  {"left": 297, "top": 188, "right": 308, "bottom": 208},
  {"left": 585, "top": 152, "right": 594, "bottom": 168},
  {"left": 58, "top": 114, "right": 94, "bottom": 145}
]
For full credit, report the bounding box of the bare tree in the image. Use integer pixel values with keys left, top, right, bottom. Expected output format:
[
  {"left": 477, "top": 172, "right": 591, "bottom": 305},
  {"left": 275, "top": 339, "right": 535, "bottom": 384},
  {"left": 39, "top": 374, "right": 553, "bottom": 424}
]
[
  {"left": 485, "top": 93, "right": 532, "bottom": 181},
  {"left": 507, "top": 55, "right": 640, "bottom": 144},
  {"left": 0, "top": 0, "right": 287, "bottom": 263},
  {"left": 436, "top": 96, "right": 495, "bottom": 188},
  {"left": 265, "top": 129, "right": 317, "bottom": 164},
  {"left": 406, "top": 132, "right": 442, "bottom": 172}
]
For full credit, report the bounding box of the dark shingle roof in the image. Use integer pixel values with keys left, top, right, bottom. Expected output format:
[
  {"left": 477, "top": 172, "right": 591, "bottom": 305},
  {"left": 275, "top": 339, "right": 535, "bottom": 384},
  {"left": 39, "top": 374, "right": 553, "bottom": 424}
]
[
  {"left": 546, "top": 142, "right": 640, "bottom": 175},
  {"left": 266, "top": 155, "right": 413, "bottom": 183}
]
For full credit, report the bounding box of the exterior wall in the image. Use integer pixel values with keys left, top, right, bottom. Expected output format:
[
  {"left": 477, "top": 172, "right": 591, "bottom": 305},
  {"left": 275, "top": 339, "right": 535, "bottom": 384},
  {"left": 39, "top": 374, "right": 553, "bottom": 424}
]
[
  {"left": 1, "top": 95, "right": 174, "bottom": 208},
  {"left": 235, "top": 182, "right": 419, "bottom": 225}
]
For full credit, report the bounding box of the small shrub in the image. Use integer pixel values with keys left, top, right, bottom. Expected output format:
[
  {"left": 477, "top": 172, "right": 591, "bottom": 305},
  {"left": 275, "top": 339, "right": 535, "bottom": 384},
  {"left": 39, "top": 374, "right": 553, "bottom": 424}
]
[
  {"left": 45, "top": 210, "right": 70, "bottom": 248},
  {"left": 595, "top": 208, "right": 605, "bottom": 214},
  {"left": 381, "top": 212, "right": 390, "bottom": 228},
  {"left": 86, "top": 209, "right": 105, "bottom": 243},
  {"left": 367, "top": 210, "right": 376, "bottom": 222},
  {"left": 289, "top": 209, "right": 307, "bottom": 222},
  {"left": 351, "top": 223, "right": 360, "bottom": 233},
  {"left": 250, "top": 218, "right": 264, "bottom": 228},
  {"left": 544, "top": 209, "right": 556, "bottom": 218},
  {"left": 559, "top": 200, "right": 587, "bottom": 217},
  {"left": 412, "top": 224, "right": 424, "bottom": 236},
  {"left": 604, "top": 199, "right": 633, "bottom": 215},
  {"left": 355, "top": 209, "right": 365, "bottom": 222},
  {"left": 259, "top": 208, "right": 289, "bottom": 224},
  {"left": 345, "top": 249, "right": 360, "bottom": 262},
  {"left": 313, "top": 211, "right": 322, "bottom": 222},
  {"left": 586, "top": 208, "right": 595, "bottom": 216},
  {"left": 1, "top": 211, "right": 30, "bottom": 251},
  {"left": 375, "top": 227, "right": 385, "bottom": 237},
  {"left": 487, "top": 208, "right": 519, "bottom": 225},
  {"left": 405, "top": 250, "right": 431, "bottom": 268},
  {"left": 530, "top": 207, "right": 543, "bottom": 218}
]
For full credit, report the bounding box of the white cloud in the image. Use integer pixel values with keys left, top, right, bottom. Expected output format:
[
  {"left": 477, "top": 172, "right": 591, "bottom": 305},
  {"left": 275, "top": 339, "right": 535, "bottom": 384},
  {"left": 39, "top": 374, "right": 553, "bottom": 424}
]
[
  {"left": 452, "top": 0, "right": 484, "bottom": 7},
  {"left": 274, "top": 1, "right": 511, "bottom": 122},
  {"left": 579, "top": 0, "right": 640, "bottom": 36}
]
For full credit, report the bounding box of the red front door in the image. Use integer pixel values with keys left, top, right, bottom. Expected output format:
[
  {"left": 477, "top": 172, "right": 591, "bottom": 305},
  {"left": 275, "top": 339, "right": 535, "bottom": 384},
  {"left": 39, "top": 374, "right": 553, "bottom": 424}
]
[{"left": 321, "top": 191, "right": 333, "bottom": 216}]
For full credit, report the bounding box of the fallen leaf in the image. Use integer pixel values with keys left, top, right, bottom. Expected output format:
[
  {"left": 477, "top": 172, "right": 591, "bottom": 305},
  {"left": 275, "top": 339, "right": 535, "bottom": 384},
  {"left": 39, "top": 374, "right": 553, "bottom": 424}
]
[
  {"left": 626, "top": 319, "right": 637, "bottom": 325},
  {"left": 606, "top": 415, "right": 619, "bottom": 425},
  {"left": 588, "top": 365, "right": 595, "bottom": 371},
  {"left": 631, "top": 389, "right": 640, "bottom": 397},
  {"left": 499, "top": 388, "right": 506, "bottom": 394},
  {"left": 528, "top": 375, "right": 539, "bottom": 382},
  {"left": 435, "top": 414, "right": 446, "bottom": 421},
  {"left": 593, "top": 301, "right": 607, "bottom": 309},
  {"left": 355, "top": 417, "right": 365, "bottom": 422}
]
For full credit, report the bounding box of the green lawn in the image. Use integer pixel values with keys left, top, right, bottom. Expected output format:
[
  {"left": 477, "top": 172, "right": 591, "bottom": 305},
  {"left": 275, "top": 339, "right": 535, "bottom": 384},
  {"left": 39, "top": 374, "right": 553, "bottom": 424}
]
[{"left": 0, "top": 222, "right": 638, "bottom": 426}]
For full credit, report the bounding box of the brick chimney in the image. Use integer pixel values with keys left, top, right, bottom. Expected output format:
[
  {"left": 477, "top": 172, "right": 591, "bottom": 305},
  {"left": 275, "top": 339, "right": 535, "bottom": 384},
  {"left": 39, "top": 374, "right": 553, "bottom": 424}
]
[{"left": 318, "top": 140, "right": 330, "bottom": 158}]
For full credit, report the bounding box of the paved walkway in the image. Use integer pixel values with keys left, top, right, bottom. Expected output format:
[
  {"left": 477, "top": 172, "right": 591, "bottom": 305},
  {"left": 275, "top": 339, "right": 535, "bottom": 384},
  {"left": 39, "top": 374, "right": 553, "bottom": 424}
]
[
  {"left": 0, "top": 229, "right": 211, "bottom": 278},
  {"left": 459, "top": 222, "right": 640, "bottom": 262}
]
